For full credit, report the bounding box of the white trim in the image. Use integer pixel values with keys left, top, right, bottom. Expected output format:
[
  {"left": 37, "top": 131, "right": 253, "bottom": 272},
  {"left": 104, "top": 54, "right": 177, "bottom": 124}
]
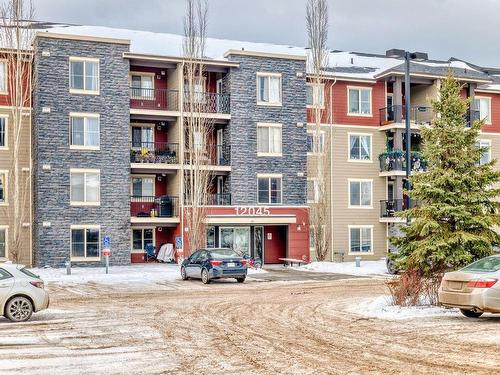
[
  {"left": 131, "top": 226, "right": 156, "bottom": 253},
  {"left": 347, "top": 132, "right": 373, "bottom": 163},
  {"left": 474, "top": 96, "right": 492, "bottom": 125},
  {"left": 256, "top": 72, "right": 282, "bottom": 107},
  {"left": 70, "top": 224, "right": 101, "bottom": 261},
  {"left": 0, "top": 114, "right": 8, "bottom": 150},
  {"left": 256, "top": 174, "right": 283, "bottom": 205},
  {"left": 306, "top": 82, "right": 325, "bottom": 108},
  {"left": 257, "top": 122, "right": 282, "bottom": 157},
  {"left": 306, "top": 129, "right": 326, "bottom": 155},
  {"left": 478, "top": 138, "right": 492, "bottom": 165},
  {"left": 0, "top": 225, "right": 7, "bottom": 260},
  {"left": 307, "top": 177, "right": 320, "bottom": 203},
  {"left": 347, "top": 178, "right": 373, "bottom": 209},
  {"left": 130, "top": 174, "right": 156, "bottom": 196},
  {"left": 69, "top": 112, "right": 100, "bottom": 150},
  {"left": 348, "top": 225, "right": 374, "bottom": 255},
  {"left": 347, "top": 86, "right": 373, "bottom": 117},
  {"left": 0, "top": 59, "right": 7, "bottom": 95},
  {"left": 70, "top": 168, "right": 101, "bottom": 206},
  {"left": 0, "top": 169, "right": 7, "bottom": 206},
  {"left": 69, "top": 56, "right": 100, "bottom": 95}
]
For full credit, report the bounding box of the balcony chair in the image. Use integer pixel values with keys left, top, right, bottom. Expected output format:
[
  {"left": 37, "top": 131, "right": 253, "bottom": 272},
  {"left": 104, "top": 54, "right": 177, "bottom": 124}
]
[{"left": 144, "top": 243, "right": 157, "bottom": 262}]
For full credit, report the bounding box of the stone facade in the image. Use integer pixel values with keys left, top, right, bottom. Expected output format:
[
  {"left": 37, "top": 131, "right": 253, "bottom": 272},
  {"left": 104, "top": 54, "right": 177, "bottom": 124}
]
[
  {"left": 227, "top": 54, "right": 307, "bottom": 205},
  {"left": 32, "top": 36, "right": 131, "bottom": 267}
]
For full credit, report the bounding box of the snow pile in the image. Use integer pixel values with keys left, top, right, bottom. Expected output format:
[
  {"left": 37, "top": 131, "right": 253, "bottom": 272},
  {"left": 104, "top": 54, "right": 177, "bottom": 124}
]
[
  {"left": 349, "top": 296, "right": 460, "bottom": 320},
  {"left": 297, "top": 260, "right": 388, "bottom": 276}
]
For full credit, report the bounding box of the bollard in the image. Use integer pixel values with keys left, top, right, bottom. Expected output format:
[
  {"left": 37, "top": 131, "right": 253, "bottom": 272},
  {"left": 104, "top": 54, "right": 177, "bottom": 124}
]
[
  {"left": 355, "top": 256, "right": 361, "bottom": 267},
  {"left": 65, "top": 260, "right": 71, "bottom": 275}
]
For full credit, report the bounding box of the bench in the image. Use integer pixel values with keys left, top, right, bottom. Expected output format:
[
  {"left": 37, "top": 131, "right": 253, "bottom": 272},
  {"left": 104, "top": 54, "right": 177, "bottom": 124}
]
[{"left": 278, "top": 258, "right": 308, "bottom": 267}]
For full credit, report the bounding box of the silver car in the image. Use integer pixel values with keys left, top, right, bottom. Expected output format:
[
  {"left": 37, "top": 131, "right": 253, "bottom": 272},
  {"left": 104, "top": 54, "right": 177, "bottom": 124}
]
[{"left": 438, "top": 255, "right": 500, "bottom": 318}]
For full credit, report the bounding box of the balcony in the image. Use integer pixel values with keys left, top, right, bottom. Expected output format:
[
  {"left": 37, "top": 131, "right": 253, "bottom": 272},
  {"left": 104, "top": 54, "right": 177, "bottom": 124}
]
[
  {"left": 183, "top": 92, "right": 230, "bottom": 114},
  {"left": 130, "top": 142, "right": 179, "bottom": 165},
  {"left": 207, "top": 193, "right": 231, "bottom": 206},
  {"left": 466, "top": 109, "right": 481, "bottom": 127},
  {"left": 379, "top": 105, "right": 434, "bottom": 128},
  {"left": 185, "top": 144, "right": 231, "bottom": 167},
  {"left": 380, "top": 199, "right": 414, "bottom": 222},
  {"left": 130, "top": 88, "right": 179, "bottom": 111},
  {"left": 130, "top": 195, "right": 180, "bottom": 224},
  {"left": 379, "top": 150, "right": 426, "bottom": 176}
]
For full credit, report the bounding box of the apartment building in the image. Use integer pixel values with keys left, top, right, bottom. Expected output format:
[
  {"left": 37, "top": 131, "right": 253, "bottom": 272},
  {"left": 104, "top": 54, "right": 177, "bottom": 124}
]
[{"left": 31, "top": 26, "right": 309, "bottom": 267}]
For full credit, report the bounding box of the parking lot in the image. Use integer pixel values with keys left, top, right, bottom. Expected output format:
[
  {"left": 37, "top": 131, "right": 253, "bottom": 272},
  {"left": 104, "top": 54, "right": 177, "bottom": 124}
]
[{"left": 1, "top": 272, "right": 499, "bottom": 375}]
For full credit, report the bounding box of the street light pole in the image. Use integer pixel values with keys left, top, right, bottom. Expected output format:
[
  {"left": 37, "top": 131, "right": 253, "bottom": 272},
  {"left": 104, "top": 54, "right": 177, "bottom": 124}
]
[{"left": 404, "top": 52, "right": 411, "bottom": 213}]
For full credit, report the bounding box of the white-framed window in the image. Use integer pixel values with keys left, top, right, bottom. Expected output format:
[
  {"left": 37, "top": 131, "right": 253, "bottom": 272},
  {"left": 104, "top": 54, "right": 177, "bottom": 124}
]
[
  {"left": 130, "top": 72, "right": 154, "bottom": 99},
  {"left": 0, "top": 60, "right": 6, "bottom": 94},
  {"left": 348, "top": 179, "right": 372, "bottom": 208},
  {"left": 71, "top": 225, "right": 100, "bottom": 260},
  {"left": 185, "top": 77, "right": 206, "bottom": 104},
  {"left": 307, "top": 130, "right": 325, "bottom": 154},
  {"left": 70, "top": 113, "right": 100, "bottom": 150},
  {"left": 0, "top": 226, "right": 7, "bottom": 259},
  {"left": 349, "top": 225, "right": 373, "bottom": 254},
  {"left": 474, "top": 97, "right": 492, "bottom": 124},
  {"left": 0, "top": 170, "right": 7, "bottom": 205},
  {"left": 132, "top": 228, "right": 154, "bottom": 252},
  {"left": 0, "top": 116, "right": 6, "bottom": 149},
  {"left": 257, "top": 72, "right": 282, "bottom": 106},
  {"left": 257, "top": 123, "right": 282, "bottom": 156},
  {"left": 307, "top": 178, "right": 320, "bottom": 203},
  {"left": 131, "top": 124, "right": 154, "bottom": 148},
  {"left": 476, "top": 139, "right": 491, "bottom": 165},
  {"left": 69, "top": 57, "right": 99, "bottom": 94},
  {"left": 70, "top": 169, "right": 100, "bottom": 206},
  {"left": 257, "top": 174, "right": 282, "bottom": 204},
  {"left": 306, "top": 82, "right": 324, "bottom": 108},
  {"left": 131, "top": 176, "right": 155, "bottom": 197},
  {"left": 348, "top": 86, "right": 372, "bottom": 116},
  {"left": 349, "top": 133, "right": 372, "bottom": 161}
]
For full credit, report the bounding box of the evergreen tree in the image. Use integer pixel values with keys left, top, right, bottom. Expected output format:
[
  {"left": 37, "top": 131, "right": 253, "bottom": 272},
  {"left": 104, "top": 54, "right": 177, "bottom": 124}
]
[{"left": 391, "top": 75, "right": 500, "bottom": 276}]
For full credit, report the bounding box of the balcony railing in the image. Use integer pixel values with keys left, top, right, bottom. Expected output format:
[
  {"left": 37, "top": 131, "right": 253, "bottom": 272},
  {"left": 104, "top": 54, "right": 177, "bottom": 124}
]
[
  {"left": 183, "top": 91, "right": 230, "bottom": 114},
  {"left": 379, "top": 150, "right": 427, "bottom": 173},
  {"left": 466, "top": 109, "right": 481, "bottom": 127},
  {"left": 130, "top": 88, "right": 179, "bottom": 111},
  {"left": 184, "top": 144, "right": 231, "bottom": 166},
  {"left": 130, "top": 142, "right": 179, "bottom": 164},
  {"left": 207, "top": 193, "right": 232, "bottom": 206},
  {"left": 379, "top": 105, "right": 434, "bottom": 126},
  {"left": 130, "top": 195, "right": 179, "bottom": 218},
  {"left": 380, "top": 199, "right": 418, "bottom": 218}
]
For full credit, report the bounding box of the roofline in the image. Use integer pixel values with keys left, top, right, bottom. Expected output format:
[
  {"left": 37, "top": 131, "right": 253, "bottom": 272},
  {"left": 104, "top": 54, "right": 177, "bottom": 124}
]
[
  {"left": 123, "top": 52, "right": 239, "bottom": 68},
  {"left": 35, "top": 31, "right": 130, "bottom": 45},
  {"left": 224, "top": 49, "right": 306, "bottom": 61},
  {"left": 307, "top": 73, "right": 377, "bottom": 84},
  {"left": 475, "top": 88, "right": 500, "bottom": 94},
  {"left": 374, "top": 70, "right": 492, "bottom": 84}
]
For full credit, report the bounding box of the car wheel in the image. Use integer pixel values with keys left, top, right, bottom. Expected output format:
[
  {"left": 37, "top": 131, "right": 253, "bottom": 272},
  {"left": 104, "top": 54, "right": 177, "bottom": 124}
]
[
  {"left": 5, "top": 296, "right": 33, "bottom": 322},
  {"left": 386, "top": 258, "right": 398, "bottom": 275},
  {"left": 201, "top": 269, "right": 211, "bottom": 284},
  {"left": 460, "top": 309, "right": 483, "bottom": 318},
  {"left": 181, "top": 266, "right": 188, "bottom": 280},
  {"left": 236, "top": 277, "right": 246, "bottom": 283}
]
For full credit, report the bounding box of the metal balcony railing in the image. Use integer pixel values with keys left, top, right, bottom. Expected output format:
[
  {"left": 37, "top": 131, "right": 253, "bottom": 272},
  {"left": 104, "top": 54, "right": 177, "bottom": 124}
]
[
  {"left": 130, "top": 142, "right": 179, "bottom": 164},
  {"left": 207, "top": 193, "right": 232, "bottom": 206},
  {"left": 380, "top": 199, "right": 413, "bottom": 218},
  {"left": 130, "top": 195, "right": 179, "bottom": 218},
  {"left": 379, "top": 105, "right": 434, "bottom": 126},
  {"left": 130, "top": 88, "right": 179, "bottom": 111},
  {"left": 184, "top": 144, "right": 231, "bottom": 166},
  {"left": 378, "top": 150, "right": 427, "bottom": 173},
  {"left": 183, "top": 91, "right": 230, "bottom": 114}
]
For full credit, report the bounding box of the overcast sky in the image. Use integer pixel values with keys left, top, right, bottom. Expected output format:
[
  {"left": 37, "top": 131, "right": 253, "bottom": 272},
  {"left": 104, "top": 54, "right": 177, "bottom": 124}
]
[{"left": 28, "top": 0, "right": 500, "bottom": 67}]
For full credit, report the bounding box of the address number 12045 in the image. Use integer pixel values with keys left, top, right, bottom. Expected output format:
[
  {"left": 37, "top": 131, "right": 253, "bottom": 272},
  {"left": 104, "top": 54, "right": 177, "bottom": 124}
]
[{"left": 234, "top": 207, "right": 271, "bottom": 216}]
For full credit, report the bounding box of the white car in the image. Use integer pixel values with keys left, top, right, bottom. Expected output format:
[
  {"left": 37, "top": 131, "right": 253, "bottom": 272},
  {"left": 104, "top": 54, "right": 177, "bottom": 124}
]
[{"left": 0, "top": 263, "right": 49, "bottom": 322}]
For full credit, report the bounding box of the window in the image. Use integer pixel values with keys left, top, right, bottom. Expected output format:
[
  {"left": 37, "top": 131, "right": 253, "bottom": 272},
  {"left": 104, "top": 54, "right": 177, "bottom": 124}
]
[
  {"left": 349, "top": 226, "right": 373, "bottom": 253},
  {"left": 307, "top": 130, "right": 325, "bottom": 153},
  {"left": 474, "top": 97, "right": 491, "bottom": 124},
  {"left": 349, "top": 134, "right": 371, "bottom": 161},
  {"left": 306, "top": 83, "right": 324, "bottom": 107},
  {"left": 0, "top": 171, "right": 6, "bottom": 204},
  {"left": 71, "top": 226, "right": 100, "bottom": 259},
  {"left": 131, "top": 125, "right": 154, "bottom": 148},
  {"left": 70, "top": 169, "right": 100, "bottom": 205},
  {"left": 257, "top": 73, "right": 282, "bottom": 105},
  {"left": 307, "top": 179, "right": 320, "bottom": 203},
  {"left": 69, "top": 57, "right": 99, "bottom": 94},
  {"left": 185, "top": 78, "right": 206, "bottom": 104},
  {"left": 309, "top": 227, "right": 315, "bottom": 249},
  {"left": 257, "top": 123, "right": 282, "bottom": 156},
  {"left": 132, "top": 228, "right": 154, "bottom": 252},
  {"left": 0, "top": 268, "right": 12, "bottom": 280},
  {"left": 130, "top": 73, "right": 154, "bottom": 99},
  {"left": 206, "top": 226, "right": 215, "bottom": 248},
  {"left": 476, "top": 140, "right": 491, "bottom": 165},
  {"left": 0, "top": 227, "right": 6, "bottom": 258},
  {"left": 348, "top": 87, "right": 372, "bottom": 115},
  {"left": 0, "top": 117, "right": 6, "bottom": 148},
  {"left": 131, "top": 176, "right": 154, "bottom": 197},
  {"left": 257, "top": 175, "right": 282, "bottom": 204},
  {"left": 70, "top": 114, "right": 99, "bottom": 149},
  {"left": 349, "top": 180, "right": 372, "bottom": 208},
  {"left": 0, "top": 60, "right": 6, "bottom": 93}
]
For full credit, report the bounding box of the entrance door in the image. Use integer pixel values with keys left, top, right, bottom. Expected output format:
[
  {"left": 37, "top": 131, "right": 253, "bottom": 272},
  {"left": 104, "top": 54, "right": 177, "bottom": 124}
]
[
  {"left": 254, "top": 226, "right": 264, "bottom": 261},
  {"left": 219, "top": 227, "right": 250, "bottom": 257}
]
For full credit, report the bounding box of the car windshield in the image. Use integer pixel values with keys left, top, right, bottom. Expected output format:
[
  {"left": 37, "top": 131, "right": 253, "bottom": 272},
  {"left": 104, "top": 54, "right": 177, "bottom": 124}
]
[
  {"left": 209, "top": 249, "right": 239, "bottom": 259},
  {"left": 18, "top": 267, "right": 40, "bottom": 279},
  {"left": 461, "top": 257, "right": 500, "bottom": 273}
]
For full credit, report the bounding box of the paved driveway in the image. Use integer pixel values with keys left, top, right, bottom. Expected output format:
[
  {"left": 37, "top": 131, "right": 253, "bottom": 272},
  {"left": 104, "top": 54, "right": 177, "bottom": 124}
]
[{"left": 249, "top": 267, "right": 363, "bottom": 282}]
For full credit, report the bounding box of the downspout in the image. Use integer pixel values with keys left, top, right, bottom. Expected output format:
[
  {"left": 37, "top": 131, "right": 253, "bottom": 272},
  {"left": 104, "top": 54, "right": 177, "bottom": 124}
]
[
  {"left": 329, "top": 80, "right": 335, "bottom": 262},
  {"left": 179, "top": 61, "right": 185, "bottom": 259}
]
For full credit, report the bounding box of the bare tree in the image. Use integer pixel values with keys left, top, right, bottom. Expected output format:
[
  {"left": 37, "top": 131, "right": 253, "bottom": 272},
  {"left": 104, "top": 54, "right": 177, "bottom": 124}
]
[
  {"left": 182, "top": 0, "right": 215, "bottom": 252},
  {"left": 306, "top": 0, "right": 331, "bottom": 261},
  {"left": 0, "top": 0, "right": 34, "bottom": 263}
]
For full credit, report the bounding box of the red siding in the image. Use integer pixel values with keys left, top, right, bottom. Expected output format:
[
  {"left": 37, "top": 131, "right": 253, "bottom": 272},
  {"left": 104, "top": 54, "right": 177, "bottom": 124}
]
[
  {"left": 264, "top": 226, "right": 286, "bottom": 263},
  {"left": 476, "top": 92, "right": 500, "bottom": 133},
  {"left": 0, "top": 58, "right": 31, "bottom": 107}
]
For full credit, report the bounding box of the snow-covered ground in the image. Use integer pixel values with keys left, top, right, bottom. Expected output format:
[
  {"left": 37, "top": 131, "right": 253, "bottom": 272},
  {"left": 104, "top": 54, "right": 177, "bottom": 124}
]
[
  {"left": 297, "top": 259, "right": 388, "bottom": 276},
  {"left": 29, "top": 263, "right": 266, "bottom": 286},
  {"left": 349, "top": 295, "right": 460, "bottom": 320}
]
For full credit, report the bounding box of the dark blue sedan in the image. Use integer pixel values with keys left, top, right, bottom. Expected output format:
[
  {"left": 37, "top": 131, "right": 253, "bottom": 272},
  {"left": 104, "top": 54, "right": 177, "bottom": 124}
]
[{"left": 180, "top": 248, "right": 248, "bottom": 284}]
